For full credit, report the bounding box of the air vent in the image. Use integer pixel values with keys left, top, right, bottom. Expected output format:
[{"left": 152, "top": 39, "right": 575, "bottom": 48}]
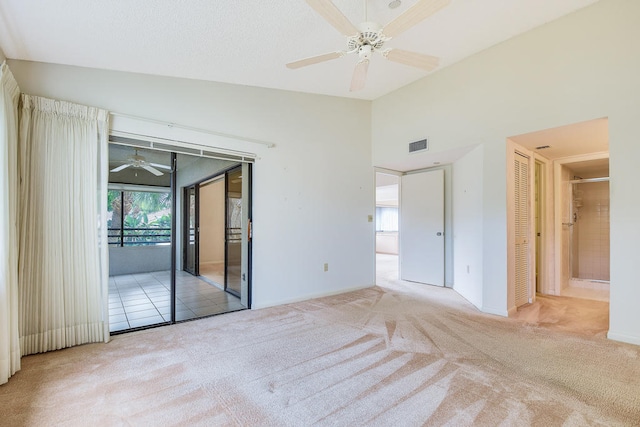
[
  {"left": 109, "top": 135, "right": 152, "bottom": 149},
  {"left": 409, "top": 139, "right": 428, "bottom": 153},
  {"left": 535, "top": 145, "right": 551, "bottom": 150}
]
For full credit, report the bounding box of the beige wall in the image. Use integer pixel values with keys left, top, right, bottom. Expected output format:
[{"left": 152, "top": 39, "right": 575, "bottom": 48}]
[
  {"left": 0, "top": 47, "right": 6, "bottom": 62},
  {"left": 199, "top": 178, "right": 225, "bottom": 265}
]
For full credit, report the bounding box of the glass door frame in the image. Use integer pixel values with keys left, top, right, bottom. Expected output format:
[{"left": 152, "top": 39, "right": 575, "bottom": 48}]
[
  {"left": 180, "top": 163, "right": 251, "bottom": 306},
  {"left": 224, "top": 165, "right": 243, "bottom": 298},
  {"left": 183, "top": 184, "right": 200, "bottom": 276}
]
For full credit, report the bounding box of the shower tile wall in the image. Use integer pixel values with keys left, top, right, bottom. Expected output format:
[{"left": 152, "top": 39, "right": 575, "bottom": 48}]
[{"left": 575, "top": 181, "right": 610, "bottom": 281}]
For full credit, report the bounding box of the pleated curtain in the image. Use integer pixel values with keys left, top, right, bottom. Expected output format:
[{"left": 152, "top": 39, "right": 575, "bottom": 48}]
[
  {"left": 18, "top": 94, "right": 110, "bottom": 356},
  {"left": 0, "top": 62, "right": 21, "bottom": 384}
]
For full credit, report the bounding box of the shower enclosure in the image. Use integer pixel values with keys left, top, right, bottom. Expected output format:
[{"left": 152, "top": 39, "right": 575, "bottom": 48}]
[{"left": 566, "top": 176, "right": 610, "bottom": 288}]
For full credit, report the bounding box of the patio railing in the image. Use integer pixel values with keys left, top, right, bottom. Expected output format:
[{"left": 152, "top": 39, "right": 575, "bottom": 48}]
[{"left": 108, "top": 227, "right": 171, "bottom": 246}]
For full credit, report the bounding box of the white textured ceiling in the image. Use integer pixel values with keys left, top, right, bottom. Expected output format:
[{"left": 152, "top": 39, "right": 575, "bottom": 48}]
[{"left": 0, "top": 0, "right": 599, "bottom": 100}]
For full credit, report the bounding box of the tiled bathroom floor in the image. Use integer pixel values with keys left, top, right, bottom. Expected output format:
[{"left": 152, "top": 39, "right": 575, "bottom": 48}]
[
  {"left": 108, "top": 270, "right": 245, "bottom": 333},
  {"left": 561, "top": 286, "right": 609, "bottom": 302}
]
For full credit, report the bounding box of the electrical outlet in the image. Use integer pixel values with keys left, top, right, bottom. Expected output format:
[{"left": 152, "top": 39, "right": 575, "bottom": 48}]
[{"left": 324, "top": 263, "right": 329, "bottom": 272}]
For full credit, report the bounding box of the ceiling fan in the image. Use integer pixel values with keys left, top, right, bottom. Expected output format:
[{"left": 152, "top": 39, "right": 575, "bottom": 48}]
[
  {"left": 110, "top": 149, "right": 172, "bottom": 176},
  {"left": 287, "top": 0, "right": 450, "bottom": 91}
]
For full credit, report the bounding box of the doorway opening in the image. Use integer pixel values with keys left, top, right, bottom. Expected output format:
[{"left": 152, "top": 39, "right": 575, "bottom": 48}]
[
  {"left": 182, "top": 164, "right": 248, "bottom": 302},
  {"left": 558, "top": 158, "right": 610, "bottom": 301},
  {"left": 508, "top": 117, "right": 609, "bottom": 334},
  {"left": 188, "top": 176, "right": 225, "bottom": 285},
  {"left": 375, "top": 171, "right": 400, "bottom": 282},
  {"left": 107, "top": 142, "right": 252, "bottom": 333}
]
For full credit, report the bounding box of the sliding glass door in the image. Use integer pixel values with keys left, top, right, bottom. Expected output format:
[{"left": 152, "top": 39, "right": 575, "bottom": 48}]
[
  {"left": 179, "top": 163, "right": 251, "bottom": 311},
  {"left": 184, "top": 185, "right": 199, "bottom": 276},
  {"left": 108, "top": 143, "right": 252, "bottom": 333},
  {"left": 225, "top": 167, "right": 243, "bottom": 297}
]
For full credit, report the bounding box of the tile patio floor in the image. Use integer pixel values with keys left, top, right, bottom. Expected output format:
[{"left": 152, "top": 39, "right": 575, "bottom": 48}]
[{"left": 108, "top": 270, "right": 244, "bottom": 332}]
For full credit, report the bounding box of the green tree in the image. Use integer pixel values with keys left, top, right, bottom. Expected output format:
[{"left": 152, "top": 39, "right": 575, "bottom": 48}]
[{"left": 109, "top": 190, "right": 172, "bottom": 245}]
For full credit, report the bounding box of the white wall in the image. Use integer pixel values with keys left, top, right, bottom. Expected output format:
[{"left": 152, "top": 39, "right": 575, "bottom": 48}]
[
  {"left": 372, "top": 0, "right": 640, "bottom": 342},
  {"left": 109, "top": 245, "right": 171, "bottom": 276},
  {"left": 9, "top": 60, "right": 375, "bottom": 309},
  {"left": 452, "top": 145, "right": 483, "bottom": 308}
]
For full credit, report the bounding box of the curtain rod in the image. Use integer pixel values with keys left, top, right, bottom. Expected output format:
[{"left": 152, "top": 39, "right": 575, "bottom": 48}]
[{"left": 109, "top": 111, "right": 276, "bottom": 148}]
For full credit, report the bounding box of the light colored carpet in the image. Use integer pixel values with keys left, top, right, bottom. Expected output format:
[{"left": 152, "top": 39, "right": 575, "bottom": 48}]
[
  {"left": 513, "top": 293, "right": 610, "bottom": 338},
  {"left": 1, "top": 265, "right": 639, "bottom": 425}
]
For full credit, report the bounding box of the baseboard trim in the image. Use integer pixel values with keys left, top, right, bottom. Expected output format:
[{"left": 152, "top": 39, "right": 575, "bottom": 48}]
[
  {"left": 252, "top": 284, "right": 375, "bottom": 310},
  {"left": 481, "top": 306, "right": 509, "bottom": 317},
  {"left": 607, "top": 331, "right": 640, "bottom": 346}
]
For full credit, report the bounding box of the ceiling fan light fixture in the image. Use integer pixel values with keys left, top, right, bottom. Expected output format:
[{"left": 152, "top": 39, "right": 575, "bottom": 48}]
[{"left": 358, "top": 44, "right": 373, "bottom": 61}]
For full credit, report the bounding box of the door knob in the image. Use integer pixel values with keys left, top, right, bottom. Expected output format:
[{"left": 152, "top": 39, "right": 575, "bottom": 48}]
[{"left": 436, "top": 232, "right": 443, "bottom": 236}]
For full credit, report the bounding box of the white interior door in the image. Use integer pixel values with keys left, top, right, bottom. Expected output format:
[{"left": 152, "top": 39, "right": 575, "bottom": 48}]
[{"left": 400, "top": 169, "right": 444, "bottom": 286}]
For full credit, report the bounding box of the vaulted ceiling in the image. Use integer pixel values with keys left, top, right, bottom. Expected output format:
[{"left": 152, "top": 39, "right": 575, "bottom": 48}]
[{"left": 0, "top": 0, "right": 599, "bottom": 100}]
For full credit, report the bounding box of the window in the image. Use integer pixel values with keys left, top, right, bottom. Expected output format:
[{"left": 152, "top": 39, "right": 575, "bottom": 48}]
[
  {"left": 376, "top": 206, "right": 399, "bottom": 232},
  {"left": 108, "top": 190, "right": 172, "bottom": 246}
]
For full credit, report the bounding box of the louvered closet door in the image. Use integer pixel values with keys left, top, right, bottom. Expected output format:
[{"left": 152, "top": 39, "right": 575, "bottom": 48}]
[{"left": 514, "top": 153, "right": 530, "bottom": 307}]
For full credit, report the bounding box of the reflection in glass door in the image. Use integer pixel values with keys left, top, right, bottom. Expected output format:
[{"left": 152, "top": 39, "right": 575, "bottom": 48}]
[
  {"left": 225, "top": 167, "right": 242, "bottom": 297},
  {"left": 184, "top": 185, "right": 198, "bottom": 276}
]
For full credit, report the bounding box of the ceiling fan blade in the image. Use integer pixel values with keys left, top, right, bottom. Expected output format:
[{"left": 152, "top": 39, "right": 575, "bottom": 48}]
[
  {"left": 383, "top": 0, "right": 451, "bottom": 38},
  {"left": 110, "top": 164, "right": 130, "bottom": 173},
  {"left": 286, "top": 51, "right": 345, "bottom": 69},
  {"left": 149, "top": 162, "right": 172, "bottom": 170},
  {"left": 306, "top": 0, "right": 359, "bottom": 36},
  {"left": 383, "top": 49, "right": 439, "bottom": 71},
  {"left": 350, "top": 60, "right": 370, "bottom": 92},
  {"left": 142, "top": 165, "right": 163, "bottom": 176}
]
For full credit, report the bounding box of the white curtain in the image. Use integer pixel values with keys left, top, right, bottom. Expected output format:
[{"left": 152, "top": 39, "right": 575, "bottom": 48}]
[
  {"left": 18, "top": 94, "right": 110, "bottom": 355},
  {"left": 0, "top": 62, "right": 21, "bottom": 384}
]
